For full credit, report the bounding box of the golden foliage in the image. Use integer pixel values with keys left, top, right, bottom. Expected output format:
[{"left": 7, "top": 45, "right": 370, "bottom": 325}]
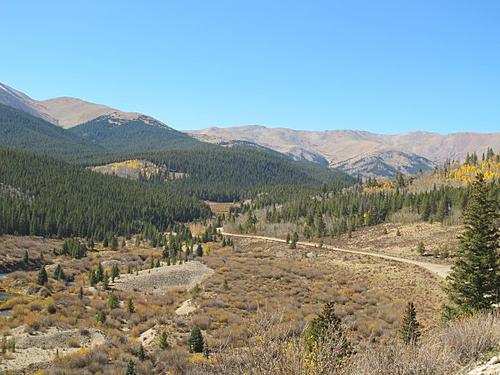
[{"left": 442, "top": 158, "right": 500, "bottom": 185}]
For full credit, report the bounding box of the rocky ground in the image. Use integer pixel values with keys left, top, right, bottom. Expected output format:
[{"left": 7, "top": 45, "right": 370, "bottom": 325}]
[
  {"left": 0, "top": 326, "right": 105, "bottom": 372},
  {"left": 113, "top": 260, "right": 214, "bottom": 294}
]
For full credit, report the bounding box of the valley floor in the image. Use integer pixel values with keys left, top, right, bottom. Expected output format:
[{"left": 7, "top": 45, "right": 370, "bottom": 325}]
[{"left": 0, "top": 229, "right": 482, "bottom": 373}]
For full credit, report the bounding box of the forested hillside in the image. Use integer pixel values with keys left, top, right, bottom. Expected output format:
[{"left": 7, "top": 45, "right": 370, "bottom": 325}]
[
  {"left": 0, "top": 148, "right": 211, "bottom": 239},
  {"left": 0, "top": 104, "right": 103, "bottom": 160},
  {"left": 134, "top": 145, "right": 354, "bottom": 201},
  {"left": 245, "top": 153, "right": 500, "bottom": 239},
  {"left": 69, "top": 113, "right": 199, "bottom": 153}
]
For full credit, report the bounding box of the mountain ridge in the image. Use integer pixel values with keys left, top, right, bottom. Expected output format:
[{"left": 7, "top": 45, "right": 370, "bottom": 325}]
[{"left": 191, "top": 125, "right": 500, "bottom": 177}]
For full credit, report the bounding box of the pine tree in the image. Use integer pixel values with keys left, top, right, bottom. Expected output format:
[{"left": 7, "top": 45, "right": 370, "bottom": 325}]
[
  {"left": 158, "top": 331, "right": 169, "bottom": 350},
  {"left": 188, "top": 326, "right": 204, "bottom": 353},
  {"left": 37, "top": 265, "right": 48, "bottom": 285},
  {"left": 96, "top": 310, "right": 106, "bottom": 324},
  {"left": 111, "top": 263, "right": 119, "bottom": 282},
  {"left": 96, "top": 263, "right": 104, "bottom": 282},
  {"left": 23, "top": 250, "right": 29, "bottom": 264},
  {"left": 316, "top": 211, "right": 326, "bottom": 238},
  {"left": 400, "top": 302, "right": 421, "bottom": 345},
  {"left": 53, "top": 264, "right": 65, "bottom": 280},
  {"left": 78, "top": 286, "right": 84, "bottom": 300},
  {"left": 304, "top": 301, "right": 351, "bottom": 365},
  {"left": 103, "top": 272, "right": 110, "bottom": 290},
  {"left": 445, "top": 173, "right": 499, "bottom": 317},
  {"left": 89, "top": 270, "right": 98, "bottom": 286},
  {"left": 108, "top": 293, "right": 119, "bottom": 309}
]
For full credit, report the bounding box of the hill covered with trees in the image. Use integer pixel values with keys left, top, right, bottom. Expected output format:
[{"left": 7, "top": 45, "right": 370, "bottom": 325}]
[
  {"left": 0, "top": 148, "right": 211, "bottom": 239},
  {"left": 0, "top": 103, "right": 103, "bottom": 160},
  {"left": 69, "top": 113, "right": 199, "bottom": 153}
]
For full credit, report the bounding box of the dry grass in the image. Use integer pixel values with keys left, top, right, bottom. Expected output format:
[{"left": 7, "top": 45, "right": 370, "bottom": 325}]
[
  {"left": 188, "top": 237, "right": 445, "bottom": 350},
  {"left": 199, "top": 311, "right": 499, "bottom": 375},
  {"left": 0, "top": 233, "right": 491, "bottom": 374},
  {"left": 329, "top": 222, "right": 462, "bottom": 262}
]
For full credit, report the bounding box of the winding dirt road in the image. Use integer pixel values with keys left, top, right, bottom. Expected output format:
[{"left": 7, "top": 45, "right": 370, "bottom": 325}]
[{"left": 219, "top": 229, "right": 451, "bottom": 278}]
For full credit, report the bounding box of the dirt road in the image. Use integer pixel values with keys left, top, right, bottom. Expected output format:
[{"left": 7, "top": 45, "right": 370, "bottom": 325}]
[{"left": 219, "top": 229, "right": 451, "bottom": 278}]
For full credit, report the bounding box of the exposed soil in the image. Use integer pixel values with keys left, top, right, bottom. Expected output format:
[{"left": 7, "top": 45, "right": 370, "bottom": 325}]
[{"left": 113, "top": 261, "right": 214, "bottom": 294}]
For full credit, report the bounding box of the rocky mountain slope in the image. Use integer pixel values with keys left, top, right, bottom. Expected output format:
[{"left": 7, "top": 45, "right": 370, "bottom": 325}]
[
  {"left": 191, "top": 125, "right": 500, "bottom": 177},
  {"left": 0, "top": 82, "right": 154, "bottom": 129},
  {"left": 40, "top": 97, "right": 125, "bottom": 128},
  {"left": 330, "top": 150, "right": 435, "bottom": 179},
  {"left": 0, "top": 82, "right": 57, "bottom": 124}
]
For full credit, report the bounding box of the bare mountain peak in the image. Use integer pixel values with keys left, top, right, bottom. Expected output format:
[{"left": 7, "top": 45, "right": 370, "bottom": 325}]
[
  {"left": 0, "top": 82, "right": 57, "bottom": 124},
  {"left": 0, "top": 82, "right": 164, "bottom": 129}
]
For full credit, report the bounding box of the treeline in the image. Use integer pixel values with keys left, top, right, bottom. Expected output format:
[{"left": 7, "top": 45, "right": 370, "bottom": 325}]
[
  {"left": 256, "top": 182, "right": 499, "bottom": 238},
  {"left": 0, "top": 148, "right": 211, "bottom": 239}
]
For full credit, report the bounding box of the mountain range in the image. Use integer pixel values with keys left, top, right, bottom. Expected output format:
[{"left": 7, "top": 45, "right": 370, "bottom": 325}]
[
  {"left": 191, "top": 126, "right": 500, "bottom": 178},
  {"left": 1, "top": 81, "right": 498, "bottom": 178}
]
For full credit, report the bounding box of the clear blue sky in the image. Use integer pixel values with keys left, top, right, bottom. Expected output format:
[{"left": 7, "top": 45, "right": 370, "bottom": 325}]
[{"left": 1, "top": 1, "right": 499, "bottom": 133}]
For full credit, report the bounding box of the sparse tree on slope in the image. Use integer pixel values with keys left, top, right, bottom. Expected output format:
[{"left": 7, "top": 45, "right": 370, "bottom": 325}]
[
  {"left": 400, "top": 301, "right": 421, "bottom": 345},
  {"left": 445, "top": 173, "right": 499, "bottom": 318},
  {"left": 37, "top": 265, "right": 48, "bottom": 285},
  {"left": 188, "top": 326, "right": 204, "bottom": 353}
]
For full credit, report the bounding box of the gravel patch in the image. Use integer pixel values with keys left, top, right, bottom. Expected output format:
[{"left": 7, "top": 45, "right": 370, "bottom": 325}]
[
  {"left": 113, "top": 261, "right": 214, "bottom": 294},
  {"left": 0, "top": 326, "right": 105, "bottom": 372}
]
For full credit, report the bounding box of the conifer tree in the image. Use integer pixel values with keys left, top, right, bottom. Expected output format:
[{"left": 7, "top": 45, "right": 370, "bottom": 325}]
[
  {"left": 103, "top": 272, "right": 110, "bottom": 290},
  {"left": 158, "top": 331, "right": 169, "bottom": 350},
  {"left": 96, "top": 263, "right": 104, "bottom": 282},
  {"left": 89, "top": 270, "right": 98, "bottom": 286},
  {"left": 96, "top": 310, "right": 106, "bottom": 324},
  {"left": 400, "top": 302, "right": 421, "bottom": 345},
  {"left": 23, "top": 250, "right": 29, "bottom": 264},
  {"left": 53, "top": 264, "right": 65, "bottom": 280},
  {"left": 304, "top": 301, "right": 350, "bottom": 354},
  {"left": 78, "top": 286, "right": 84, "bottom": 300},
  {"left": 111, "top": 263, "right": 119, "bottom": 282},
  {"left": 445, "top": 173, "right": 499, "bottom": 317},
  {"left": 37, "top": 265, "right": 48, "bottom": 285},
  {"left": 108, "top": 293, "right": 119, "bottom": 309},
  {"left": 316, "top": 212, "right": 326, "bottom": 237},
  {"left": 304, "top": 301, "right": 351, "bottom": 368},
  {"left": 188, "top": 326, "right": 204, "bottom": 353}
]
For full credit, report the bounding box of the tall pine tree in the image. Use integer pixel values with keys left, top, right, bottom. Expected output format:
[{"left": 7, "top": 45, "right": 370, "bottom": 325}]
[{"left": 445, "top": 173, "right": 499, "bottom": 318}]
